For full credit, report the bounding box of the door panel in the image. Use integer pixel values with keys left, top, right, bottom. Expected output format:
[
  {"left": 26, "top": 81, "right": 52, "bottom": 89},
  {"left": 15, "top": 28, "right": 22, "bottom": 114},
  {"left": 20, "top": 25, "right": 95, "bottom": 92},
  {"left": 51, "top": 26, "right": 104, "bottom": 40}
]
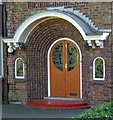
[
  {"left": 66, "top": 41, "right": 80, "bottom": 97},
  {"left": 50, "top": 40, "right": 80, "bottom": 98},
  {"left": 50, "top": 41, "right": 65, "bottom": 97}
]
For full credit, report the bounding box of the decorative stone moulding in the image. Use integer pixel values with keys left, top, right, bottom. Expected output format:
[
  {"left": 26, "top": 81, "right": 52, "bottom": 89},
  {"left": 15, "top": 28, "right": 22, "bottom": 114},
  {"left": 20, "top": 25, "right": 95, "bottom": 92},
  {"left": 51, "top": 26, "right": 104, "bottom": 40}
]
[
  {"left": 7, "top": 42, "right": 25, "bottom": 53},
  {"left": 3, "top": 7, "right": 111, "bottom": 53}
]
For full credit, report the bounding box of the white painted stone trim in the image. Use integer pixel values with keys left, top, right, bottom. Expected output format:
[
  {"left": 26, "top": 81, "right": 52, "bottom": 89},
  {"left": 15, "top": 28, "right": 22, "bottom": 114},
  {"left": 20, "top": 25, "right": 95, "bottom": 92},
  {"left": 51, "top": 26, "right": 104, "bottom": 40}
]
[
  {"left": 48, "top": 38, "right": 82, "bottom": 98},
  {"left": 4, "top": 11, "right": 86, "bottom": 43},
  {"left": 2, "top": 10, "right": 110, "bottom": 49},
  {"left": 24, "top": 17, "right": 55, "bottom": 43},
  {"left": 47, "top": 6, "right": 64, "bottom": 11},
  {"left": 3, "top": 38, "right": 14, "bottom": 43},
  {"left": 93, "top": 57, "right": 105, "bottom": 81},
  {"left": 85, "top": 33, "right": 109, "bottom": 41},
  {"left": 101, "top": 33, "right": 110, "bottom": 40},
  {"left": 98, "top": 29, "right": 112, "bottom": 32}
]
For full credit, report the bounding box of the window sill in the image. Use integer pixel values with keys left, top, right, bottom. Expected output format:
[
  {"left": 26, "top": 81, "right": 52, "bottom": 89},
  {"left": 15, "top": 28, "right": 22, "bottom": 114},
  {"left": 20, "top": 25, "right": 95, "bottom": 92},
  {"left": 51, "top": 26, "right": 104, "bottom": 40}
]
[
  {"left": 93, "top": 77, "right": 105, "bottom": 81},
  {"left": 15, "top": 76, "right": 24, "bottom": 79}
]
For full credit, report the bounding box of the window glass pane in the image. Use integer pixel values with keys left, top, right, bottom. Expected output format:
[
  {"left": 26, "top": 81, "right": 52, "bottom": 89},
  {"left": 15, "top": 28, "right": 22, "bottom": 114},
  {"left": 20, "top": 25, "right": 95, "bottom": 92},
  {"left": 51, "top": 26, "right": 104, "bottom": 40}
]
[
  {"left": 17, "top": 59, "right": 23, "bottom": 76},
  {"left": 68, "top": 43, "right": 78, "bottom": 71},
  {"left": 95, "top": 58, "right": 103, "bottom": 78},
  {"left": 52, "top": 43, "right": 63, "bottom": 71}
]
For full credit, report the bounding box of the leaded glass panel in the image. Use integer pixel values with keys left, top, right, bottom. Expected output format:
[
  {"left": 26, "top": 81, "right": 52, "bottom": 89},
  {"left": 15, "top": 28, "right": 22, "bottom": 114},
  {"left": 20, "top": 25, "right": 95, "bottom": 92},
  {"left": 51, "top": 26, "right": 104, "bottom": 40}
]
[
  {"left": 68, "top": 43, "right": 78, "bottom": 71},
  {"left": 17, "top": 59, "right": 24, "bottom": 76},
  {"left": 95, "top": 58, "right": 103, "bottom": 78},
  {"left": 52, "top": 43, "right": 63, "bottom": 71}
]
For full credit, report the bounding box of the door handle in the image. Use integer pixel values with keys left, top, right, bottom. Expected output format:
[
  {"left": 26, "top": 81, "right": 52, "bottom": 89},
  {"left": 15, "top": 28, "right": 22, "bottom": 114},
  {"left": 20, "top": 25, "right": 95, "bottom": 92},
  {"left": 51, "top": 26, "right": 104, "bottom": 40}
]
[{"left": 65, "top": 63, "right": 67, "bottom": 68}]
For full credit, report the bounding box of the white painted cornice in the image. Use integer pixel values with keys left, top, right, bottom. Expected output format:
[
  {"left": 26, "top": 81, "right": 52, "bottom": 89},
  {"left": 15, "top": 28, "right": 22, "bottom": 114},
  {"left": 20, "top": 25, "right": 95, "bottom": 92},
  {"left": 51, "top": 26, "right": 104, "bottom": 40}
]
[
  {"left": 3, "top": 38, "right": 14, "bottom": 43},
  {"left": 2, "top": 8, "right": 111, "bottom": 52},
  {"left": 85, "top": 33, "right": 110, "bottom": 41}
]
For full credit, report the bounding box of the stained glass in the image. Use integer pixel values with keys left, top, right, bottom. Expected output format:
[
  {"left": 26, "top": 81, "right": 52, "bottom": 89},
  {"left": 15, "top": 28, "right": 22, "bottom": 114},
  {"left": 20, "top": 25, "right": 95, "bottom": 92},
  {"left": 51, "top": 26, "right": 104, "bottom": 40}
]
[
  {"left": 17, "top": 59, "right": 24, "bottom": 76},
  {"left": 95, "top": 58, "right": 103, "bottom": 78},
  {"left": 68, "top": 43, "right": 78, "bottom": 71},
  {"left": 52, "top": 43, "right": 63, "bottom": 71}
]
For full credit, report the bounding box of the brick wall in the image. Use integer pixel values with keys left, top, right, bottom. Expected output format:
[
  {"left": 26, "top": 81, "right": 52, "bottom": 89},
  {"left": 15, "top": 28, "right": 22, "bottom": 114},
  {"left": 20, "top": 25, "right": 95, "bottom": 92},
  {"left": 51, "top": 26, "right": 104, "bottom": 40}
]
[
  {"left": 6, "top": 2, "right": 112, "bottom": 37},
  {"left": 111, "top": 3, "right": 113, "bottom": 101},
  {"left": 2, "top": 43, "right": 8, "bottom": 103},
  {"left": 0, "top": 4, "right": 8, "bottom": 103},
  {"left": 25, "top": 18, "right": 111, "bottom": 104},
  {"left": 0, "top": 78, "right": 2, "bottom": 104},
  {"left": 4, "top": 2, "right": 112, "bottom": 105},
  {"left": 7, "top": 49, "right": 27, "bottom": 103}
]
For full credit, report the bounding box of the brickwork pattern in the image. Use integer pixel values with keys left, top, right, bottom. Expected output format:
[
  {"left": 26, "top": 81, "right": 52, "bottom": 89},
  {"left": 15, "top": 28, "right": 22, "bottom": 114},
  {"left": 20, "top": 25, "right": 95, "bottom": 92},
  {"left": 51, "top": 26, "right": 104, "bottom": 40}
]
[
  {"left": 25, "top": 18, "right": 111, "bottom": 105},
  {"left": 4, "top": 2, "right": 112, "bottom": 105},
  {"left": 111, "top": 4, "right": 113, "bottom": 101},
  {"left": 0, "top": 79, "right": 2, "bottom": 104},
  {"left": 2, "top": 43, "right": 8, "bottom": 103},
  {"left": 6, "top": 2, "right": 112, "bottom": 37},
  {"left": 7, "top": 50, "right": 27, "bottom": 102}
]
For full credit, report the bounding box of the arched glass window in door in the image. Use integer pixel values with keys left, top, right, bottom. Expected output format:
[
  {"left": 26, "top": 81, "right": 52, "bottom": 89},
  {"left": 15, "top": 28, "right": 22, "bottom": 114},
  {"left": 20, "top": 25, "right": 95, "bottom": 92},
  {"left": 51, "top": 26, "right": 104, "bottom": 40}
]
[
  {"left": 93, "top": 57, "right": 105, "bottom": 80},
  {"left": 15, "top": 58, "right": 24, "bottom": 79},
  {"left": 52, "top": 43, "right": 63, "bottom": 71},
  {"left": 68, "top": 43, "right": 78, "bottom": 71}
]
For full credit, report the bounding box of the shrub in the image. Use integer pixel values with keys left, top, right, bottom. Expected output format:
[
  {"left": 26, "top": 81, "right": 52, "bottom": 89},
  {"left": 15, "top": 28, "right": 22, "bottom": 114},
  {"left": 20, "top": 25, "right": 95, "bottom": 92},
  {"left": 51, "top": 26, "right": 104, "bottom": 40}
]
[{"left": 76, "top": 102, "right": 113, "bottom": 120}]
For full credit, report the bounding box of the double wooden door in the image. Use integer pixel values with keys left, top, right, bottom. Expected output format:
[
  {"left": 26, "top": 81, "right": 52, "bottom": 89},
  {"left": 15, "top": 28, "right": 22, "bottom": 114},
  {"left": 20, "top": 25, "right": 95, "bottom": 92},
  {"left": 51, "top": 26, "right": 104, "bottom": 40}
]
[{"left": 50, "top": 40, "right": 80, "bottom": 98}]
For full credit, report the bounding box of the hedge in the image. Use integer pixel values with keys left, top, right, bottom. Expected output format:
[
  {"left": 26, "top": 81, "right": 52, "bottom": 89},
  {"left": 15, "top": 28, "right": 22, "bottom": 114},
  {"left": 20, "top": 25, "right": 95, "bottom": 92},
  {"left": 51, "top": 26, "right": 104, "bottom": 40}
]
[{"left": 73, "top": 101, "right": 113, "bottom": 120}]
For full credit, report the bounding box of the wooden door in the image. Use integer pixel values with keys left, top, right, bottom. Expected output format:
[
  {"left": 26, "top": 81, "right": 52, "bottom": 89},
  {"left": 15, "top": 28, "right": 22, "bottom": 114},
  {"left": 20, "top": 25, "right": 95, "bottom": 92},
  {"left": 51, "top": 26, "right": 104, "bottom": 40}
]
[{"left": 50, "top": 40, "right": 80, "bottom": 98}]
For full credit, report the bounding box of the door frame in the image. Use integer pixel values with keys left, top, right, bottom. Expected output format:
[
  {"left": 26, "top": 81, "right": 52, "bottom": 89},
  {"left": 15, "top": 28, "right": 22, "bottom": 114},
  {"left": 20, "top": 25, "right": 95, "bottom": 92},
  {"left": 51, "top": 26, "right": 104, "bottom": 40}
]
[{"left": 48, "top": 38, "right": 82, "bottom": 98}]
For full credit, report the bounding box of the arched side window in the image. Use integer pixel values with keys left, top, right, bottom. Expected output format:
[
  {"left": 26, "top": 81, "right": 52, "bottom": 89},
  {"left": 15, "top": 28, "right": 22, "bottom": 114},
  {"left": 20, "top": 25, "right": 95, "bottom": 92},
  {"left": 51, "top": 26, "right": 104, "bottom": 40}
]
[
  {"left": 93, "top": 57, "right": 105, "bottom": 80},
  {"left": 15, "top": 58, "right": 24, "bottom": 79}
]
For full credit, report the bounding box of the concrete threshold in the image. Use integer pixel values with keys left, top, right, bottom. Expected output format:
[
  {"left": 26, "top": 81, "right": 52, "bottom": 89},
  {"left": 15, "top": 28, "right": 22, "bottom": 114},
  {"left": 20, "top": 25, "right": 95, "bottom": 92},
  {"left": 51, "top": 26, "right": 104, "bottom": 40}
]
[{"left": 44, "top": 97, "right": 84, "bottom": 101}]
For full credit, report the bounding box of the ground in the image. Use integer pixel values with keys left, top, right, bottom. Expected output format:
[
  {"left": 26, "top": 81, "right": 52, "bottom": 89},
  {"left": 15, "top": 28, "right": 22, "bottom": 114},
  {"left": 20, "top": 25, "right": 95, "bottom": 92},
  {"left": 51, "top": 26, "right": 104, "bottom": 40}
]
[{"left": 1, "top": 103, "right": 87, "bottom": 119}]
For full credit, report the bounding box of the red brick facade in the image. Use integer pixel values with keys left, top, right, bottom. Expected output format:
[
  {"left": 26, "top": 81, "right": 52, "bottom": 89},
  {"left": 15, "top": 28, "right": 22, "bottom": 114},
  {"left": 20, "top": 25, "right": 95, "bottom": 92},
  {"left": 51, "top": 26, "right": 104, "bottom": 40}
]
[
  {"left": 6, "top": 2, "right": 112, "bottom": 37},
  {"left": 0, "top": 4, "right": 8, "bottom": 103},
  {"left": 2, "top": 43, "right": 8, "bottom": 103},
  {"left": 2, "top": 2, "right": 113, "bottom": 105}
]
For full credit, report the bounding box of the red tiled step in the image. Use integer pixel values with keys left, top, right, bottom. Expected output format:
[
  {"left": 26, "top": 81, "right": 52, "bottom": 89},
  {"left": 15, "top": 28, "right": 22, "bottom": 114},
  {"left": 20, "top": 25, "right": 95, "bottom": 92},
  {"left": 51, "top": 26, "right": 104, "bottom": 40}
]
[
  {"left": 26, "top": 102, "right": 90, "bottom": 110},
  {"left": 33, "top": 99, "right": 88, "bottom": 107},
  {"left": 26, "top": 99, "right": 91, "bottom": 110}
]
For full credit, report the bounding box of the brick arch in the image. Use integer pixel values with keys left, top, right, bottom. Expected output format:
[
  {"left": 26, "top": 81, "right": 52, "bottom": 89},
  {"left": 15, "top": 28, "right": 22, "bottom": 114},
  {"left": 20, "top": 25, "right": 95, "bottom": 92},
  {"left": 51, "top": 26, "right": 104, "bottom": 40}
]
[
  {"left": 26, "top": 18, "right": 84, "bottom": 101},
  {"left": 13, "top": 54, "right": 27, "bottom": 65}
]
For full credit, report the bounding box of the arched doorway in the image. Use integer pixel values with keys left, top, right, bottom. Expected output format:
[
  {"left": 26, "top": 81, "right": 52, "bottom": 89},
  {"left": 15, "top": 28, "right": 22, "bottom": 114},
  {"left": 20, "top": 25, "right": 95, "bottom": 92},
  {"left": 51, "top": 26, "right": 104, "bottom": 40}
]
[
  {"left": 25, "top": 18, "right": 83, "bottom": 101},
  {"left": 48, "top": 38, "right": 82, "bottom": 98}
]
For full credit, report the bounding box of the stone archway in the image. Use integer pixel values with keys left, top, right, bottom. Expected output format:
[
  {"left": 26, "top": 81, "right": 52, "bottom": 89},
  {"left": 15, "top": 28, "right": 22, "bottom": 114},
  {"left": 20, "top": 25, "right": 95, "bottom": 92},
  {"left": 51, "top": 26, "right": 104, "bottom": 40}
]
[{"left": 26, "top": 18, "right": 83, "bottom": 100}]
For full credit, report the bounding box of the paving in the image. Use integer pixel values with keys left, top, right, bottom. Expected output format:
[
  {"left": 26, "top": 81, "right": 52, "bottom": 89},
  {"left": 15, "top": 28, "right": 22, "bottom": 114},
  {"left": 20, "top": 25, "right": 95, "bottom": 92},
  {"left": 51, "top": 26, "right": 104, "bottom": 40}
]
[{"left": 1, "top": 103, "right": 88, "bottom": 119}]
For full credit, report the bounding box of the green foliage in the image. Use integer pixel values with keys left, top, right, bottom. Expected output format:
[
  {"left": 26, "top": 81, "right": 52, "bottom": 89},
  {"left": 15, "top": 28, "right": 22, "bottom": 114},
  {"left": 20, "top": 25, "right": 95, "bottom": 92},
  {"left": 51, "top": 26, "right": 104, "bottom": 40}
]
[
  {"left": 9, "top": 91, "right": 20, "bottom": 101},
  {"left": 76, "top": 102, "right": 113, "bottom": 120},
  {"left": 8, "top": 91, "right": 27, "bottom": 102}
]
